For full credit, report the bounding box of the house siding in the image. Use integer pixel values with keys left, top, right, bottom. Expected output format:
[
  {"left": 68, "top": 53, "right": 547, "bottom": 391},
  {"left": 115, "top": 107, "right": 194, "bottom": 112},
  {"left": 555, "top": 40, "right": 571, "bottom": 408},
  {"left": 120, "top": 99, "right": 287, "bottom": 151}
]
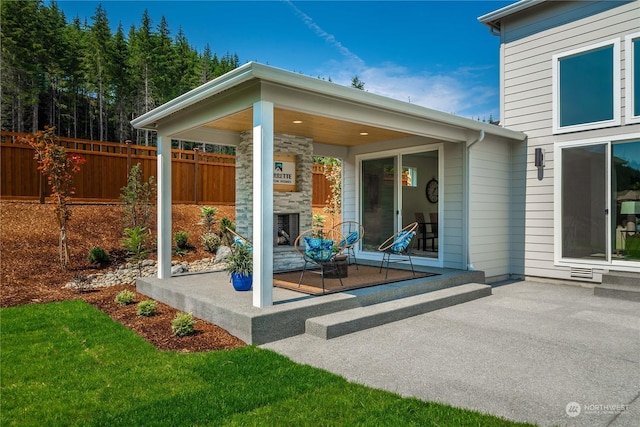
[
  {"left": 443, "top": 142, "right": 464, "bottom": 270},
  {"left": 498, "top": 0, "right": 640, "bottom": 281},
  {"left": 468, "top": 135, "right": 524, "bottom": 280}
]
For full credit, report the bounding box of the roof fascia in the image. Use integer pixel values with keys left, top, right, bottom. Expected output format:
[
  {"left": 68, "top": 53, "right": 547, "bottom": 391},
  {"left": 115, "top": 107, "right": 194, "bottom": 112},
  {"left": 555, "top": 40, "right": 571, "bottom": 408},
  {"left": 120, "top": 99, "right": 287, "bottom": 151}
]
[
  {"left": 478, "top": 0, "right": 547, "bottom": 31},
  {"left": 131, "top": 62, "right": 257, "bottom": 130},
  {"left": 132, "top": 61, "right": 526, "bottom": 143},
  {"left": 245, "top": 64, "right": 526, "bottom": 142}
]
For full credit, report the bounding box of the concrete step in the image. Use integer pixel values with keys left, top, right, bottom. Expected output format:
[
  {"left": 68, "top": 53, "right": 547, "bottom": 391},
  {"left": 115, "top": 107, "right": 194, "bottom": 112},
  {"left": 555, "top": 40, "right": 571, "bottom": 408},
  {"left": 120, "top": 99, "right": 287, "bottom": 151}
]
[
  {"left": 595, "top": 272, "right": 640, "bottom": 302},
  {"left": 601, "top": 271, "right": 640, "bottom": 286},
  {"left": 305, "top": 283, "right": 492, "bottom": 339}
]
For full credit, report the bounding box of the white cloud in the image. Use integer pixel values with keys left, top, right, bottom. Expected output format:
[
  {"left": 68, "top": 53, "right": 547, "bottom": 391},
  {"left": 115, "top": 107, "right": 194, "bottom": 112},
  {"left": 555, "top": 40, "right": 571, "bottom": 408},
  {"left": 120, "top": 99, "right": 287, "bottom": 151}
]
[
  {"left": 285, "top": 0, "right": 499, "bottom": 121},
  {"left": 323, "top": 61, "right": 499, "bottom": 121}
]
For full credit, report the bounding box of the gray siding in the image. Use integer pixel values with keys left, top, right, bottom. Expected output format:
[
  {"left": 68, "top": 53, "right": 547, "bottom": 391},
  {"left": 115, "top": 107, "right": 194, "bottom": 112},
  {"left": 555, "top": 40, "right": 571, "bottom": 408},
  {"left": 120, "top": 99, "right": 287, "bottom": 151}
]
[
  {"left": 443, "top": 142, "right": 464, "bottom": 270},
  {"left": 499, "top": 0, "right": 640, "bottom": 281},
  {"left": 468, "top": 136, "right": 523, "bottom": 280}
]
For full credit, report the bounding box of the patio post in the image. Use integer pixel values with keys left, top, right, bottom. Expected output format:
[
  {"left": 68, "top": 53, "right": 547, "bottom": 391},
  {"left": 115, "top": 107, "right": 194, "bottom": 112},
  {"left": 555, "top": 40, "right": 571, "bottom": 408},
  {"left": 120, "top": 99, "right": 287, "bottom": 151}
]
[
  {"left": 252, "top": 101, "right": 274, "bottom": 307},
  {"left": 157, "top": 133, "right": 172, "bottom": 279}
]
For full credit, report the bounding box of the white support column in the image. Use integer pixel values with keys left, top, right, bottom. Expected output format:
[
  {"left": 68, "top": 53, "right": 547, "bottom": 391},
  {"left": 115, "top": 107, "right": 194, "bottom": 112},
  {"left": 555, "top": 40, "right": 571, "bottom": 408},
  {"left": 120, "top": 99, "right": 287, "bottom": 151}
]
[
  {"left": 252, "top": 101, "right": 274, "bottom": 307},
  {"left": 157, "top": 133, "right": 172, "bottom": 279}
]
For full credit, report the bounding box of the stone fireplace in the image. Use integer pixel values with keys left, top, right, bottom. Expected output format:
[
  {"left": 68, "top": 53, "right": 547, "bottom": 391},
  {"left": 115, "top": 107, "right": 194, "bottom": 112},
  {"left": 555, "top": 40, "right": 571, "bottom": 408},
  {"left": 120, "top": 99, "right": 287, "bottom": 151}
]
[{"left": 235, "top": 132, "right": 314, "bottom": 271}]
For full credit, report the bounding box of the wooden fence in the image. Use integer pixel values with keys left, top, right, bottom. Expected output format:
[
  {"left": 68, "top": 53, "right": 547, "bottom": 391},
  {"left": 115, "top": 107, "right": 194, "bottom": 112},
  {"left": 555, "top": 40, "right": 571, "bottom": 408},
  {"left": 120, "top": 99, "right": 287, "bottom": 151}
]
[{"left": 0, "top": 131, "right": 332, "bottom": 206}]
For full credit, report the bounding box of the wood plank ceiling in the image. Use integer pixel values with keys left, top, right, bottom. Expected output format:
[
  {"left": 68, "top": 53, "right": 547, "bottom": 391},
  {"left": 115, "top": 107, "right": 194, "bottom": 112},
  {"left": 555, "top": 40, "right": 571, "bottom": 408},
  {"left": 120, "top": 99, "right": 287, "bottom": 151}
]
[{"left": 204, "top": 107, "right": 413, "bottom": 147}]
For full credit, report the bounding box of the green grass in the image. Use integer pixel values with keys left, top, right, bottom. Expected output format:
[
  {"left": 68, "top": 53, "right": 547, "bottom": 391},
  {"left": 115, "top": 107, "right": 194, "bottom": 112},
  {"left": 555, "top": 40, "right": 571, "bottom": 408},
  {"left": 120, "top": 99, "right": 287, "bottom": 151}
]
[{"left": 1, "top": 301, "right": 534, "bottom": 426}]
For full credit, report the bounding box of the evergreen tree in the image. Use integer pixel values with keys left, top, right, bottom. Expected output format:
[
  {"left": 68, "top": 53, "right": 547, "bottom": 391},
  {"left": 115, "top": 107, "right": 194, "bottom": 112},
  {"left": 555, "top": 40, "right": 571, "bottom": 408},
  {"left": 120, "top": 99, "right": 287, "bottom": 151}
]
[
  {"left": 1, "top": 0, "right": 45, "bottom": 132},
  {"left": 1, "top": 2, "right": 241, "bottom": 143},
  {"left": 111, "top": 23, "right": 131, "bottom": 142},
  {"left": 88, "top": 4, "right": 113, "bottom": 141},
  {"left": 351, "top": 75, "right": 365, "bottom": 90}
]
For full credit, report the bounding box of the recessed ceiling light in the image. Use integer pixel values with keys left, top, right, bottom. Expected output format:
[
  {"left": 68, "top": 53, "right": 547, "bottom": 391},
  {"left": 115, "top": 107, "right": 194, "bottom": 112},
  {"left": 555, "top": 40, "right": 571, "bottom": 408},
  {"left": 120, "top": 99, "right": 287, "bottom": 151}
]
[
  {"left": 293, "top": 120, "right": 303, "bottom": 124},
  {"left": 360, "top": 132, "right": 369, "bottom": 136}
]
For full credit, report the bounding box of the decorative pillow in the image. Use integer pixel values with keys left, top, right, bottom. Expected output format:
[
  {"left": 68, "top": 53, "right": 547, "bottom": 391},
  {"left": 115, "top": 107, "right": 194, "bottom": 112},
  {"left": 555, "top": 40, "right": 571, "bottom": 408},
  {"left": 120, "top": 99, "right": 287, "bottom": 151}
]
[
  {"left": 346, "top": 231, "right": 359, "bottom": 245},
  {"left": 303, "top": 236, "right": 334, "bottom": 262},
  {"left": 233, "top": 236, "right": 252, "bottom": 252},
  {"left": 391, "top": 231, "right": 414, "bottom": 252},
  {"left": 339, "top": 231, "right": 359, "bottom": 247}
]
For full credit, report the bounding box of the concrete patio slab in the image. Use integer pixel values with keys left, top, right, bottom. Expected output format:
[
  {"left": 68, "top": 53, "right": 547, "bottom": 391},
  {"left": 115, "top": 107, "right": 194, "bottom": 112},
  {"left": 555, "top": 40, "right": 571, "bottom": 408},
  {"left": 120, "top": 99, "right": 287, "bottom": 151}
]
[
  {"left": 261, "top": 281, "right": 640, "bottom": 427},
  {"left": 136, "top": 264, "right": 484, "bottom": 345}
]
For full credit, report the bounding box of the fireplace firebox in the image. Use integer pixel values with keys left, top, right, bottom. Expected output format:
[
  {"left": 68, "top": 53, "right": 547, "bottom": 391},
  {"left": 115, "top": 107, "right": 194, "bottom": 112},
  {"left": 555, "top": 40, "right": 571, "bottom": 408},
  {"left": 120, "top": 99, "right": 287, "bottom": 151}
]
[{"left": 274, "top": 213, "right": 299, "bottom": 246}]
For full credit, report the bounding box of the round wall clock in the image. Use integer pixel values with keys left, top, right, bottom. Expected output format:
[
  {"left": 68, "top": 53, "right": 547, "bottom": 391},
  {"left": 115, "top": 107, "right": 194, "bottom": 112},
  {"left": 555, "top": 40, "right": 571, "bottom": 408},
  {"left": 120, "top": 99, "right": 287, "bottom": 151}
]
[{"left": 426, "top": 178, "right": 438, "bottom": 203}]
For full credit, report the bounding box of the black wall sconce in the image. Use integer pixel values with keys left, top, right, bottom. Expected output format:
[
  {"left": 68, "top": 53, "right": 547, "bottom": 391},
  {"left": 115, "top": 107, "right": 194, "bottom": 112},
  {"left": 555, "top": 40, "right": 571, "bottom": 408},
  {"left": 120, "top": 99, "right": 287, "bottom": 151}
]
[
  {"left": 534, "top": 147, "right": 544, "bottom": 167},
  {"left": 535, "top": 147, "right": 544, "bottom": 180}
]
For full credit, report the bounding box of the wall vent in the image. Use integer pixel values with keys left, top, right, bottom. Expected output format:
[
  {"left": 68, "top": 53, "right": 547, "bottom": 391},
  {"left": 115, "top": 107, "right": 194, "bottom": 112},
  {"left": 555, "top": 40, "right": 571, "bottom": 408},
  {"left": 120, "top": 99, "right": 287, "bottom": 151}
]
[{"left": 570, "top": 267, "right": 593, "bottom": 279}]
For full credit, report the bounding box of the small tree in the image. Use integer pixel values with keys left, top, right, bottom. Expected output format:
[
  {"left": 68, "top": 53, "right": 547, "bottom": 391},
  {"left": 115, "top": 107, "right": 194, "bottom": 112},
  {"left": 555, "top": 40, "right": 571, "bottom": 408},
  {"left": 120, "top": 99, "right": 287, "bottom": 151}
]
[
  {"left": 199, "top": 206, "right": 219, "bottom": 253},
  {"left": 314, "top": 157, "right": 342, "bottom": 228},
  {"left": 121, "top": 226, "right": 151, "bottom": 276},
  {"left": 120, "top": 163, "right": 156, "bottom": 230},
  {"left": 24, "top": 127, "right": 86, "bottom": 269},
  {"left": 198, "top": 206, "right": 218, "bottom": 234},
  {"left": 322, "top": 161, "right": 342, "bottom": 228}
]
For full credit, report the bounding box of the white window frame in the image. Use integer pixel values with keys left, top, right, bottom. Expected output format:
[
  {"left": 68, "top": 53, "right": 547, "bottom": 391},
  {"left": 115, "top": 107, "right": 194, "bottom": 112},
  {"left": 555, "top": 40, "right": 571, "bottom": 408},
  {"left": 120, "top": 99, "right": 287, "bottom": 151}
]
[
  {"left": 625, "top": 32, "right": 640, "bottom": 124},
  {"left": 554, "top": 133, "right": 640, "bottom": 272},
  {"left": 552, "top": 39, "right": 621, "bottom": 134}
]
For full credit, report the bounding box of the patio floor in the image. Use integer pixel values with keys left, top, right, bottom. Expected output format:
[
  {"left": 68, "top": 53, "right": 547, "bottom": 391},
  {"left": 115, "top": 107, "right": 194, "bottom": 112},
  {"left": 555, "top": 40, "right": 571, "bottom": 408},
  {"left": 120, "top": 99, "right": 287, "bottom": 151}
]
[{"left": 136, "top": 261, "right": 485, "bottom": 344}]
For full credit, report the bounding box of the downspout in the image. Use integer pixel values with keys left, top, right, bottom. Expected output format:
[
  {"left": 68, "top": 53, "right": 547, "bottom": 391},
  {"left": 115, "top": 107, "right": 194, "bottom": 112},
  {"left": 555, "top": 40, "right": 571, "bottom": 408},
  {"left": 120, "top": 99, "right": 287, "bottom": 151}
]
[{"left": 464, "top": 130, "right": 485, "bottom": 271}]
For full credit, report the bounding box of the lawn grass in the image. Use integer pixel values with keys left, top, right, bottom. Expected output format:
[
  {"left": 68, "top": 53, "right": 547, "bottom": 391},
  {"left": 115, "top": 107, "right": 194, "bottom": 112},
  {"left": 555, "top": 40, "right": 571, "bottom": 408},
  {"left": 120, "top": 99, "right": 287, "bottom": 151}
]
[{"left": 1, "top": 301, "right": 534, "bottom": 426}]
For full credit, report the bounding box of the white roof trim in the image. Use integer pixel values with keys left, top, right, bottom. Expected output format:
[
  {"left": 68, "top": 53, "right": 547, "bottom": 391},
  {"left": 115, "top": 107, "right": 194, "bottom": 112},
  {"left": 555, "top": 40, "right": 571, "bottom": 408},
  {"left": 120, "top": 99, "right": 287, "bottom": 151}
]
[
  {"left": 478, "top": 0, "right": 546, "bottom": 30},
  {"left": 131, "top": 62, "right": 526, "bottom": 142}
]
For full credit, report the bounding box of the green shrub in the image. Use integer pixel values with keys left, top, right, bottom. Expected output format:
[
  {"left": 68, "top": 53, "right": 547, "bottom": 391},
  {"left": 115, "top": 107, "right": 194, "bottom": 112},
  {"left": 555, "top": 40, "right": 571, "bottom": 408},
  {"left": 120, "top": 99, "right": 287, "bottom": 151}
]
[
  {"left": 115, "top": 290, "right": 135, "bottom": 306},
  {"left": 120, "top": 163, "right": 156, "bottom": 230},
  {"left": 171, "top": 312, "right": 196, "bottom": 337},
  {"left": 219, "top": 217, "right": 235, "bottom": 246},
  {"left": 137, "top": 300, "right": 157, "bottom": 317},
  {"left": 201, "top": 232, "right": 221, "bottom": 253},
  {"left": 87, "top": 246, "right": 110, "bottom": 264},
  {"left": 174, "top": 231, "right": 190, "bottom": 250},
  {"left": 199, "top": 206, "right": 218, "bottom": 234},
  {"left": 121, "top": 226, "right": 151, "bottom": 276}
]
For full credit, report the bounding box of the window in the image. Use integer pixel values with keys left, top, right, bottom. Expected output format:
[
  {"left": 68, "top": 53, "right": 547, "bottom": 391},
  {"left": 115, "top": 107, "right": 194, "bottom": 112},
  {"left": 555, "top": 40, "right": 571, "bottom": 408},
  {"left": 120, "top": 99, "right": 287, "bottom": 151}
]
[
  {"left": 553, "top": 39, "right": 620, "bottom": 133},
  {"left": 402, "top": 167, "right": 417, "bottom": 187},
  {"left": 625, "top": 33, "right": 640, "bottom": 124}
]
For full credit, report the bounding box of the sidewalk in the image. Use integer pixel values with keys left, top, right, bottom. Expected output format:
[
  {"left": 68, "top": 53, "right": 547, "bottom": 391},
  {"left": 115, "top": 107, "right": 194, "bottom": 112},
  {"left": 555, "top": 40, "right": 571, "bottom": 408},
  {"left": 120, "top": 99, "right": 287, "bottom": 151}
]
[{"left": 262, "top": 281, "right": 640, "bottom": 426}]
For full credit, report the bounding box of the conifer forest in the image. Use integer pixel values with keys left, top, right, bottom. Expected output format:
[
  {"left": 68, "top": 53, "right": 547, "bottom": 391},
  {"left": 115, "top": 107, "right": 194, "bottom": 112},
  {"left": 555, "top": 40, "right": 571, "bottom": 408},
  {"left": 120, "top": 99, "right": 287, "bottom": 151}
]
[{"left": 1, "top": 1, "right": 241, "bottom": 146}]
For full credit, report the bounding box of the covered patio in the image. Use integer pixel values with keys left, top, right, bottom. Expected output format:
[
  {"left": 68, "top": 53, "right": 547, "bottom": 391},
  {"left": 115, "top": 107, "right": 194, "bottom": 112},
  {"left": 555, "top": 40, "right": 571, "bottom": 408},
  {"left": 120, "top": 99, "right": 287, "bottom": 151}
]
[
  {"left": 131, "top": 62, "right": 526, "bottom": 311},
  {"left": 137, "top": 262, "right": 486, "bottom": 345}
]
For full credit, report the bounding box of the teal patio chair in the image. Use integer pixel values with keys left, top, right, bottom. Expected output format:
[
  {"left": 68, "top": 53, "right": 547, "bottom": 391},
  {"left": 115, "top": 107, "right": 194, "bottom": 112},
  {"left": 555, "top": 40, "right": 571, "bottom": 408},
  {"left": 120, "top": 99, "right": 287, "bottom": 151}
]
[
  {"left": 227, "top": 228, "right": 253, "bottom": 251},
  {"left": 333, "top": 221, "right": 365, "bottom": 269},
  {"left": 377, "top": 222, "right": 418, "bottom": 279},
  {"left": 294, "top": 228, "right": 346, "bottom": 293}
]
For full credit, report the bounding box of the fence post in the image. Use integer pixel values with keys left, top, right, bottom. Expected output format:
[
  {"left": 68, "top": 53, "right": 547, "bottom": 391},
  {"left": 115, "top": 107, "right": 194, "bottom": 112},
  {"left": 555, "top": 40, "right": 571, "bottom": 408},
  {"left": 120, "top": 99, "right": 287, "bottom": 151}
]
[
  {"left": 39, "top": 173, "right": 46, "bottom": 204},
  {"left": 125, "top": 140, "right": 132, "bottom": 173},
  {"left": 193, "top": 147, "right": 199, "bottom": 204}
]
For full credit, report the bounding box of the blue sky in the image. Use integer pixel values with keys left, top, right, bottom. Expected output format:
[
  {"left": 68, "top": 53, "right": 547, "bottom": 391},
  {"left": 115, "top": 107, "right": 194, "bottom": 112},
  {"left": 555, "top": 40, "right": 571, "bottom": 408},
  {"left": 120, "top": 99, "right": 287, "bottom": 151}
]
[{"left": 57, "top": 0, "right": 513, "bottom": 121}]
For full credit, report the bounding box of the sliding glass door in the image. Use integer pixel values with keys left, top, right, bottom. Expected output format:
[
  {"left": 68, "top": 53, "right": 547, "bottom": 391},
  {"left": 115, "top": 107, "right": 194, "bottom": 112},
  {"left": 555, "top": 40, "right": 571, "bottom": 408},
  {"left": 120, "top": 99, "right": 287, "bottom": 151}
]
[
  {"left": 559, "top": 139, "right": 640, "bottom": 264},
  {"left": 360, "top": 149, "right": 440, "bottom": 257},
  {"left": 361, "top": 157, "right": 396, "bottom": 251}
]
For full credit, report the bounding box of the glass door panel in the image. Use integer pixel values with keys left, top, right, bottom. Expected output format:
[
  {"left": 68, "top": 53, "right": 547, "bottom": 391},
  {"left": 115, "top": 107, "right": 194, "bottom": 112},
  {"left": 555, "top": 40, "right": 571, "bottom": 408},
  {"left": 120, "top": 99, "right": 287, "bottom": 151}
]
[
  {"left": 401, "top": 151, "right": 439, "bottom": 257},
  {"left": 612, "top": 141, "right": 640, "bottom": 260},
  {"left": 361, "top": 157, "right": 396, "bottom": 251},
  {"left": 561, "top": 144, "right": 607, "bottom": 260}
]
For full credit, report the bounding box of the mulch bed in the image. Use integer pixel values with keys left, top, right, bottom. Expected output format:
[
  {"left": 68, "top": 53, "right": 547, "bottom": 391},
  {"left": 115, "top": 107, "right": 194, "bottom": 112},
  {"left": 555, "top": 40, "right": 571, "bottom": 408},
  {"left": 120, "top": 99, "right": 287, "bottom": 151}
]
[{"left": 1, "top": 201, "right": 246, "bottom": 352}]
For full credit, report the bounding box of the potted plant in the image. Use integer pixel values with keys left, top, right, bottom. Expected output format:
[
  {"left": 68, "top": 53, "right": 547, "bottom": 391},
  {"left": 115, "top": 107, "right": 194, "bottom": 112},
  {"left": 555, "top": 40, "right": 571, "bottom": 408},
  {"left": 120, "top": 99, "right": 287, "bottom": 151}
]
[{"left": 226, "top": 244, "right": 253, "bottom": 291}]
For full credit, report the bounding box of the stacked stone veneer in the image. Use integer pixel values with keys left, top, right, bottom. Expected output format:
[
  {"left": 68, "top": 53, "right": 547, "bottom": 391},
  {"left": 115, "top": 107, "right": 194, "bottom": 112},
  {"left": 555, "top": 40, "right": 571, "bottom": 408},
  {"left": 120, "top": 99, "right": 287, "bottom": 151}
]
[{"left": 236, "top": 131, "right": 314, "bottom": 271}]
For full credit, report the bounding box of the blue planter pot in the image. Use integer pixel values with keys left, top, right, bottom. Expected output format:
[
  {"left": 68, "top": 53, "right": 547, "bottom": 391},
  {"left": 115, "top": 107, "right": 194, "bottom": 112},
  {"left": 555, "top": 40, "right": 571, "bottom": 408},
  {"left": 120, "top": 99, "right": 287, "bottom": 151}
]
[{"left": 231, "top": 272, "right": 252, "bottom": 291}]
